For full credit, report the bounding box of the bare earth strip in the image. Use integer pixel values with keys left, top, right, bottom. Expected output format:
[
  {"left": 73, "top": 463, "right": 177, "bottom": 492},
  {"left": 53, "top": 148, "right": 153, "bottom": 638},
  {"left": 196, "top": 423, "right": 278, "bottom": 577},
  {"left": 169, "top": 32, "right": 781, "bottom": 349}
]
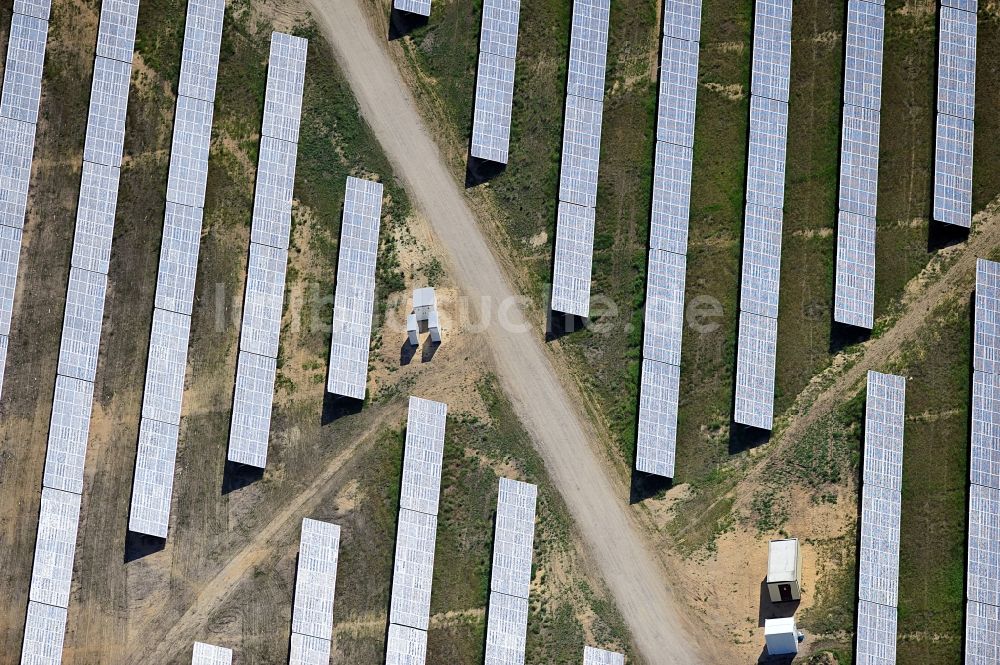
[{"left": 301, "top": 1, "right": 727, "bottom": 663}]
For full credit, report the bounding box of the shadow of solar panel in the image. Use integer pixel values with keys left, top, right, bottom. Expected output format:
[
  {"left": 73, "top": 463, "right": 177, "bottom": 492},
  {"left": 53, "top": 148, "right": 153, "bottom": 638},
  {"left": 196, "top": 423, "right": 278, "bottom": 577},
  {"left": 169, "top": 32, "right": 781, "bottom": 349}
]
[
  {"left": 0, "top": 13, "right": 48, "bottom": 124},
  {"left": 83, "top": 56, "right": 132, "bottom": 168},
  {"left": 966, "top": 600, "right": 1000, "bottom": 665},
  {"left": 855, "top": 599, "right": 897, "bottom": 664},
  {"left": 141, "top": 308, "right": 191, "bottom": 426},
  {"left": 584, "top": 646, "right": 626, "bottom": 665},
  {"left": 937, "top": 6, "right": 977, "bottom": 121},
  {"left": 177, "top": 0, "right": 225, "bottom": 103},
  {"left": 750, "top": 0, "right": 792, "bottom": 103},
  {"left": 239, "top": 242, "right": 288, "bottom": 358},
  {"left": 843, "top": 0, "right": 884, "bottom": 111},
  {"left": 636, "top": 359, "right": 680, "bottom": 478},
  {"left": 650, "top": 141, "right": 692, "bottom": 255},
  {"left": 662, "top": 0, "right": 702, "bottom": 43},
  {"left": 657, "top": 36, "right": 699, "bottom": 148},
  {"left": 470, "top": 51, "right": 516, "bottom": 164},
  {"left": 566, "top": 0, "right": 610, "bottom": 102},
  {"left": 933, "top": 112, "right": 974, "bottom": 227},
  {"left": 127, "top": 418, "right": 180, "bottom": 538},
  {"left": 490, "top": 478, "right": 537, "bottom": 599},
  {"left": 968, "top": 483, "right": 1000, "bottom": 606},
  {"left": 42, "top": 375, "right": 94, "bottom": 495},
  {"left": 249, "top": 135, "right": 298, "bottom": 250},
  {"left": 740, "top": 203, "right": 782, "bottom": 319},
  {"left": 972, "top": 371, "right": 1000, "bottom": 491},
  {"left": 746, "top": 96, "right": 788, "bottom": 210},
  {"left": 400, "top": 396, "right": 448, "bottom": 516},
  {"left": 166, "top": 95, "right": 213, "bottom": 209},
  {"left": 71, "top": 161, "right": 119, "bottom": 275},
  {"left": 385, "top": 623, "right": 428, "bottom": 665},
  {"left": 227, "top": 350, "right": 277, "bottom": 468},
  {"left": 643, "top": 249, "right": 686, "bottom": 365},
  {"left": 20, "top": 601, "right": 67, "bottom": 665},
  {"left": 834, "top": 211, "right": 876, "bottom": 329},
  {"left": 95, "top": 0, "right": 139, "bottom": 64},
  {"left": 734, "top": 311, "right": 777, "bottom": 430},
  {"left": 393, "top": 0, "right": 432, "bottom": 17},
  {"left": 858, "top": 483, "right": 901, "bottom": 607},
  {"left": 192, "top": 642, "right": 233, "bottom": 665},
  {"left": 0, "top": 115, "right": 36, "bottom": 230},
  {"left": 0, "top": 224, "right": 22, "bottom": 335},
  {"left": 863, "top": 370, "right": 905, "bottom": 491},
  {"left": 262, "top": 32, "right": 308, "bottom": 144},
  {"left": 975, "top": 258, "right": 1000, "bottom": 373},
  {"left": 292, "top": 518, "right": 341, "bottom": 641},
  {"left": 13, "top": 0, "right": 52, "bottom": 21},
  {"left": 558, "top": 94, "right": 603, "bottom": 208},
  {"left": 480, "top": 0, "right": 520, "bottom": 60},
  {"left": 28, "top": 487, "right": 80, "bottom": 608},
  {"left": 289, "top": 633, "right": 332, "bottom": 665},
  {"left": 389, "top": 508, "right": 438, "bottom": 631},
  {"left": 484, "top": 591, "right": 529, "bottom": 665},
  {"left": 57, "top": 267, "right": 107, "bottom": 382},
  {"left": 550, "top": 200, "right": 595, "bottom": 317},
  {"left": 154, "top": 203, "right": 204, "bottom": 316},
  {"left": 839, "top": 104, "right": 880, "bottom": 218}
]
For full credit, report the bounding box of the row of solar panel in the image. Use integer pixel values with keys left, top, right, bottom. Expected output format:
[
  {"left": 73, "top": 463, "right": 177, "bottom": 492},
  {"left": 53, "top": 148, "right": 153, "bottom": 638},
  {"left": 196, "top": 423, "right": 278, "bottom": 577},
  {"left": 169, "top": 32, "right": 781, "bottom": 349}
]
[
  {"left": 288, "top": 518, "right": 340, "bottom": 665},
  {"left": 470, "top": 0, "right": 520, "bottom": 164},
  {"left": 326, "top": 177, "right": 382, "bottom": 400},
  {"left": 933, "top": 4, "right": 977, "bottom": 228},
  {"left": 393, "top": 0, "right": 431, "bottom": 18}
]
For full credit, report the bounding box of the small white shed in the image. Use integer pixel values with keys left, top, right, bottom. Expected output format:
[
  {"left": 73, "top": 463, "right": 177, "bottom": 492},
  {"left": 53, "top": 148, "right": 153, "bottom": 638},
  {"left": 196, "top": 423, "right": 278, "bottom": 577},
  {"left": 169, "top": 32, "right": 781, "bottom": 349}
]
[
  {"left": 767, "top": 538, "right": 802, "bottom": 603},
  {"left": 413, "top": 287, "right": 436, "bottom": 322},
  {"left": 764, "top": 617, "right": 799, "bottom": 656}
]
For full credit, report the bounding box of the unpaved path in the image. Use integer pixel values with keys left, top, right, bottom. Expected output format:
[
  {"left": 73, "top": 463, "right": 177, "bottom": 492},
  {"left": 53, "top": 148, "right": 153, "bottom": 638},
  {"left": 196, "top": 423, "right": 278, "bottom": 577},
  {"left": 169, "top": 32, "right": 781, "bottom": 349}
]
[{"left": 303, "top": 1, "right": 725, "bottom": 662}]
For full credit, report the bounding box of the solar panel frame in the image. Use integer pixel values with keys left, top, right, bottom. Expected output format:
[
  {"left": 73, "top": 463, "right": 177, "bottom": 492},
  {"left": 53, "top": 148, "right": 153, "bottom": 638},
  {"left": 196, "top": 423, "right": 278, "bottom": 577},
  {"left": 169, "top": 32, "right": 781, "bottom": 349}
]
[
  {"left": 393, "top": 0, "right": 432, "bottom": 17},
  {"left": 177, "top": 0, "right": 226, "bottom": 103},
  {"left": 838, "top": 103, "right": 881, "bottom": 219},
  {"left": 42, "top": 375, "right": 94, "bottom": 494},
  {"left": 972, "top": 371, "right": 1000, "bottom": 491},
  {"left": 966, "top": 600, "right": 1000, "bottom": 665},
  {"left": 558, "top": 93, "right": 604, "bottom": 208},
  {"left": 261, "top": 32, "right": 308, "bottom": 144},
  {"left": 583, "top": 646, "right": 626, "bottom": 665},
  {"left": 400, "top": 396, "right": 448, "bottom": 517},
  {"left": 975, "top": 259, "right": 1000, "bottom": 374},
  {"left": 13, "top": 0, "right": 52, "bottom": 21},
  {"left": 128, "top": 418, "right": 180, "bottom": 538},
  {"left": 292, "top": 518, "right": 342, "bottom": 641},
  {"left": 479, "top": 0, "right": 520, "bottom": 60},
  {"left": 636, "top": 359, "right": 680, "bottom": 478},
  {"left": 566, "top": 0, "right": 611, "bottom": 103},
  {"left": 0, "top": 334, "right": 8, "bottom": 391},
  {"left": 750, "top": 0, "right": 792, "bottom": 103},
  {"left": 70, "top": 160, "right": 120, "bottom": 275},
  {"left": 642, "top": 249, "right": 687, "bottom": 366},
  {"left": 83, "top": 56, "right": 132, "bottom": 168},
  {"left": 57, "top": 267, "right": 108, "bottom": 383},
  {"left": 249, "top": 135, "right": 298, "bottom": 251},
  {"left": 0, "top": 224, "right": 22, "bottom": 336},
  {"left": 842, "top": 0, "right": 884, "bottom": 112},
  {"left": 95, "top": 0, "right": 140, "bottom": 64},
  {"left": 662, "top": 0, "right": 702, "bottom": 43},
  {"left": 550, "top": 201, "right": 595, "bottom": 318},
  {"left": 739, "top": 203, "right": 783, "bottom": 319},
  {"left": 657, "top": 36, "right": 699, "bottom": 148},
  {"left": 490, "top": 478, "right": 537, "bottom": 599},
  {"left": 288, "top": 633, "right": 332, "bottom": 665},
  {"left": 833, "top": 211, "right": 876, "bottom": 329},
  {"left": 191, "top": 642, "right": 233, "bottom": 665},
  {"left": 389, "top": 508, "right": 438, "bottom": 631},
  {"left": 968, "top": 483, "right": 1000, "bottom": 607},
  {"left": 937, "top": 6, "right": 977, "bottom": 121},
  {"left": 154, "top": 202, "right": 204, "bottom": 316},
  {"left": 855, "top": 599, "right": 897, "bottom": 664},
  {"left": 649, "top": 140, "right": 693, "bottom": 254},
  {"left": 0, "top": 115, "right": 37, "bottom": 230},
  {"left": 0, "top": 12, "right": 48, "bottom": 124},
  {"left": 141, "top": 308, "right": 191, "bottom": 427},
  {"left": 745, "top": 95, "right": 789, "bottom": 210},
  {"left": 28, "top": 487, "right": 81, "bottom": 608},
  {"left": 227, "top": 350, "right": 277, "bottom": 468},
  {"left": 484, "top": 591, "right": 529, "bottom": 665},
  {"left": 470, "top": 51, "right": 516, "bottom": 165},
  {"left": 864, "top": 370, "right": 906, "bottom": 491},
  {"left": 733, "top": 311, "right": 778, "bottom": 430},
  {"left": 857, "top": 483, "right": 901, "bottom": 607},
  {"left": 933, "top": 112, "right": 974, "bottom": 227},
  {"left": 239, "top": 242, "right": 288, "bottom": 359},
  {"left": 166, "top": 95, "right": 214, "bottom": 209},
  {"left": 20, "top": 601, "right": 67, "bottom": 665},
  {"left": 385, "top": 622, "right": 428, "bottom": 665}
]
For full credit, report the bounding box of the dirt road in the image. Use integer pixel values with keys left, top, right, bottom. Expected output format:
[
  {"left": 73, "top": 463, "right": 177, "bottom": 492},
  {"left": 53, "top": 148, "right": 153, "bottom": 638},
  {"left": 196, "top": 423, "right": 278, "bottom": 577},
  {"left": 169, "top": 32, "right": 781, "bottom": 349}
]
[{"left": 304, "top": 1, "right": 725, "bottom": 662}]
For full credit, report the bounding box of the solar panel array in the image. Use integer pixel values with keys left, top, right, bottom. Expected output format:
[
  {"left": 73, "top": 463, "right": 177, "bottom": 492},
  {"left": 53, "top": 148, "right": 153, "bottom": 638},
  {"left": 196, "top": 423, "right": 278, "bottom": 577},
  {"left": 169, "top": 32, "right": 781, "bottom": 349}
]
[
  {"left": 387, "top": 397, "right": 447, "bottom": 660},
  {"left": 393, "top": 0, "right": 431, "bottom": 18},
  {"left": 835, "top": 0, "right": 884, "bottom": 330},
  {"left": 191, "top": 642, "right": 233, "bottom": 665},
  {"left": 583, "top": 646, "right": 626, "bottom": 665},
  {"left": 326, "top": 176, "right": 382, "bottom": 400},
  {"left": 969, "top": 258, "right": 1000, "bottom": 657},
  {"left": 289, "top": 518, "right": 340, "bottom": 663},
  {"left": 23, "top": 3, "right": 138, "bottom": 661},
  {"left": 635, "top": 0, "right": 702, "bottom": 478},
  {"left": 854, "top": 371, "right": 905, "bottom": 663},
  {"left": 470, "top": 0, "right": 521, "bottom": 164},
  {"left": 226, "top": 32, "right": 307, "bottom": 470},
  {"left": 0, "top": 0, "right": 51, "bottom": 400},
  {"left": 733, "top": 0, "right": 791, "bottom": 431},
  {"left": 129, "top": 0, "right": 225, "bottom": 539},
  {"left": 485, "top": 478, "right": 537, "bottom": 665},
  {"left": 933, "top": 3, "right": 977, "bottom": 227},
  {"left": 549, "top": 0, "right": 611, "bottom": 317}
]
